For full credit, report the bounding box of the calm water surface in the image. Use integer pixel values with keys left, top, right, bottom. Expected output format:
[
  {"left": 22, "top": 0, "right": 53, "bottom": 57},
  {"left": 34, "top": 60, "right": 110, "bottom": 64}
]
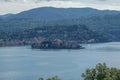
[{"left": 0, "top": 42, "right": 120, "bottom": 80}]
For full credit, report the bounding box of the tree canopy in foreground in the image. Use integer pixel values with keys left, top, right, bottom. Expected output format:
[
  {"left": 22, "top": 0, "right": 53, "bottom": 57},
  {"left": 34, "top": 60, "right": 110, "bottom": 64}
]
[
  {"left": 38, "top": 63, "right": 120, "bottom": 80},
  {"left": 82, "top": 63, "right": 120, "bottom": 80}
]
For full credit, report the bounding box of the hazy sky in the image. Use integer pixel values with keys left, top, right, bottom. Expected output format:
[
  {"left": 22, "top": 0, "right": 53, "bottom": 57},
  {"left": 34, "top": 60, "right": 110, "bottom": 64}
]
[{"left": 0, "top": 0, "right": 120, "bottom": 14}]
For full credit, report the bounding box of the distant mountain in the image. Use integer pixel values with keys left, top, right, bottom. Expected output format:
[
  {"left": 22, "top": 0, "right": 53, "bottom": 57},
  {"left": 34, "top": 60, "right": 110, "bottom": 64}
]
[
  {"left": 8, "top": 7, "right": 120, "bottom": 20},
  {"left": 0, "top": 13, "right": 13, "bottom": 19},
  {"left": 0, "top": 7, "right": 120, "bottom": 41}
]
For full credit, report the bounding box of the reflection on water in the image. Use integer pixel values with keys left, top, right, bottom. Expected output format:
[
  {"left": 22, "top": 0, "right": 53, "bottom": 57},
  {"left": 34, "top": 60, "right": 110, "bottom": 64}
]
[{"left": 0, "top": 42, "right": 120, "bottom": 80}]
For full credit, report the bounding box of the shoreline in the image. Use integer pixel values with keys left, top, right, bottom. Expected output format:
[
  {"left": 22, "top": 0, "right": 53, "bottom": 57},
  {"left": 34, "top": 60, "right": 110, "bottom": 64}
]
[{"left": 0, "top": 41, "right": 117, "bottom": 48}]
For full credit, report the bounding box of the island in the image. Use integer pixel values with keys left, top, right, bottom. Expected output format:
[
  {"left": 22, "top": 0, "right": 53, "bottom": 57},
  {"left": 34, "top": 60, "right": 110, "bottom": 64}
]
[{"left": 31, "top": 39, "right": 84, "bottom": 49}]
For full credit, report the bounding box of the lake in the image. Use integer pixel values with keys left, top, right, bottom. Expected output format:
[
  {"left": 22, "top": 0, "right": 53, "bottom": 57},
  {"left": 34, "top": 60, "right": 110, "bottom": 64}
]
[{"left": 0, "top": 42, "right": 120, "bottom": 80}]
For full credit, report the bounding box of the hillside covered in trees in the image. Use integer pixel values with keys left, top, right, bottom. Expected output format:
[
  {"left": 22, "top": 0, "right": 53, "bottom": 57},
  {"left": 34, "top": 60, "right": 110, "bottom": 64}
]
[
  {"left": 0, "top": 7, "right": 120, "bottom": 33},
  {"left": 56, "top": 14, "right": 120, "bottom": 41},
  {"left": 0, "top": 7, "right": 120, "bottom": 46},
  {"left": 0, "top": 25, "right": 111, "bottom": 46}
]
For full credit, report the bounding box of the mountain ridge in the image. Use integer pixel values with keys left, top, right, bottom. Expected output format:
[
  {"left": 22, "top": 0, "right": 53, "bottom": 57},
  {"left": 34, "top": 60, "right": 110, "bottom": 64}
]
[
  {"left": 6, "top": 7, "right": 120, "bottom": 20},
  {"left": 0, "top": 7, "right": 120, "bottom": 41}
]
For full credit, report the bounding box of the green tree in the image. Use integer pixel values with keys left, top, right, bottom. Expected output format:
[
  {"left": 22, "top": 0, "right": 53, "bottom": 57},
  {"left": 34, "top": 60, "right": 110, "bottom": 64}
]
[{"left": 82, "top": 63, "right": 120, "bottom": 80}]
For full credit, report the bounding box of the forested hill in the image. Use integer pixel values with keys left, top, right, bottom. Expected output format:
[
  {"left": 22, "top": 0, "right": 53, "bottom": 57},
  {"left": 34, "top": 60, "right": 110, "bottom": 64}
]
[
  {"left": 0, "top": 7, "right": 120, "bottom": 33},
  {"left": 0, "top": 7, "right": 120, "bottom": 42},
  {"left": 53, "top": 14, "right": 120, "bottom": 40},
  {"left": 0, "top": 25, "right": 111, "bottom": 44}
]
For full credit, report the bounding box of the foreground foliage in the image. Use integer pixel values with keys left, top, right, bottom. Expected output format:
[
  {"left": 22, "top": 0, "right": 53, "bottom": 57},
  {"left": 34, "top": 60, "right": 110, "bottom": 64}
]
[
  {"left": 38, "top": 63, "right": 120, "bottom": 80},
  {"left": 82, "top": 63, "right": 120, "bottom": 80}
]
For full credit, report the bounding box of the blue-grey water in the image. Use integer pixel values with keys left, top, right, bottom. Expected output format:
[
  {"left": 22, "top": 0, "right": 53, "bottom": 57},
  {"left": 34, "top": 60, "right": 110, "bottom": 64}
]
[{"left": 0, "top": 42, "right": 120, "bottom": 80}]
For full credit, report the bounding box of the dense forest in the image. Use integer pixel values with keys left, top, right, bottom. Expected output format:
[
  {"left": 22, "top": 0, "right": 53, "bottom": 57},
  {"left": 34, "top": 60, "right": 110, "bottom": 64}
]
[
  {"left": 0, "top": 19, "right": 47, "bottom": 32},
  {"left": 0, "top": 14, "right": 120, "bottom": 41},
  {"left": 0, "top": 7, "right": 120, "bottom": 46},
  {"left": 56, "top": 14, "right": 120, "bottom": 40},
  {"left": 0, "top": 24, "right": 111, "bottom": 46}
]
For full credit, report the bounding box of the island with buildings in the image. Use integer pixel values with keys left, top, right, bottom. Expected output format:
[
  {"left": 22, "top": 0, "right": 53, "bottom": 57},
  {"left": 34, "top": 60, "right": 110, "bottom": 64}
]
[{"left": 31, "top": 39, "right": 84, "bottom": 49}]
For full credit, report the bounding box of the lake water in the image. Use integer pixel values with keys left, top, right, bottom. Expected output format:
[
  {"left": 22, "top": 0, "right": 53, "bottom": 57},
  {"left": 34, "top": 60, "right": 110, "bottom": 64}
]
[{"left": 0, "top": 42, "right": 120, "bottom": 80}]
